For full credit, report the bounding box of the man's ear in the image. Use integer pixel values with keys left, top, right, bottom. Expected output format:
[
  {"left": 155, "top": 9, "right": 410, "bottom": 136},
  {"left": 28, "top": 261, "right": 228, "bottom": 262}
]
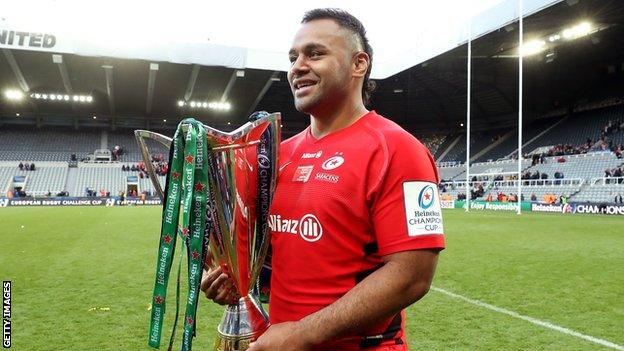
[{"left": 353, "top": 51, "right": 369, "bottom": 78}]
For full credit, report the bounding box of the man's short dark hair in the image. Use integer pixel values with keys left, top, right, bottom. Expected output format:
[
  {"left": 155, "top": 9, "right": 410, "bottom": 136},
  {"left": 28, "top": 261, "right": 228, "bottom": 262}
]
[{"left": 302, "top": 8, "right": 375, "bottom": 105}]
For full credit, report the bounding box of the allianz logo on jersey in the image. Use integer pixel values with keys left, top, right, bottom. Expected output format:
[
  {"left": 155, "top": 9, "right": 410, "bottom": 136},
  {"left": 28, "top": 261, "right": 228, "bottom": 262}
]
[
  {"left": 301, "top": 151, "right": 323, "bottom": 159},
  {"left": 268, "top": 213, "right": 323, "bottom": 242}
]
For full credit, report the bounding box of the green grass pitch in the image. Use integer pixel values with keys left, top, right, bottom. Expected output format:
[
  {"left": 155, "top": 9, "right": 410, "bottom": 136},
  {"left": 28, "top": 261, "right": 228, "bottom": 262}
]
[{"left": 0, "top": 207, "right": 622, "bottom": 350}]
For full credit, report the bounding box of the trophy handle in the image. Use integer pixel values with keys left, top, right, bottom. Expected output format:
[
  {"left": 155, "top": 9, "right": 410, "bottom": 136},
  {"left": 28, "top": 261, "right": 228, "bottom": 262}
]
[{"left": 134, "top": 130, "right": 172, "bottom": 201}]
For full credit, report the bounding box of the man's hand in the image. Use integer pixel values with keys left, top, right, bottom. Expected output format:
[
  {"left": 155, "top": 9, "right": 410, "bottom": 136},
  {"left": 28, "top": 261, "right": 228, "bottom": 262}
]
[
  {"left": 200, "top": 267, "right": 239, "bottom": 305},
  {"left": 247, "top": 322, "right": 317, "bottom": 351}
]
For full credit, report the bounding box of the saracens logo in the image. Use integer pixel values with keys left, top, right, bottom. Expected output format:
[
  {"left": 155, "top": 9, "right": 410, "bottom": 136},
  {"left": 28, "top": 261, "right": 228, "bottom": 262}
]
[
  {"left": 322, "top": 154, "right": 344, "bottom": 170},
  {"left": 418, "top": 185, "right": 435, "bottom": 209},
  {"left": 269, "top": 213, "right": 323, "bottom": 242}
]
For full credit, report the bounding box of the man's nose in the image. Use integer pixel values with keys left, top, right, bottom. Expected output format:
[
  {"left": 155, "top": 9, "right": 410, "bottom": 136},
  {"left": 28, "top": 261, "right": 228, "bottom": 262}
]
[{"left": 290, "top": 56, "right": 310, "bottom": 76}]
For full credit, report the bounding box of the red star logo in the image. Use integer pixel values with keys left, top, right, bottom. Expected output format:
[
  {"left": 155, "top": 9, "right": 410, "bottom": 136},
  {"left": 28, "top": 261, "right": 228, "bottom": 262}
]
[
  {"left": 191, "top": 250, "right": 200, "bottom": 260},
  {"left": 185, "top": 154, "right": 194, "bottom": 164},
  {"left": 186, "top": 316, "right": 194, "bottom": 325},
  {"left": 194, "top": 182, "right": 204, "bottom": 192},
  {"left": 181, "top": 227, "right": 189, "bottom": 237},
  {"left": 172, "top": 171, "right": 180, "bottom": 180},
  {"left": 154, "top": 295, "right": 163, "bottom": 305},
  {"left": 424, "top": 193, "right": 431, "bottom": 200},
  {"left": 163, "top": 234, "right": 172, "bottom": 245}
]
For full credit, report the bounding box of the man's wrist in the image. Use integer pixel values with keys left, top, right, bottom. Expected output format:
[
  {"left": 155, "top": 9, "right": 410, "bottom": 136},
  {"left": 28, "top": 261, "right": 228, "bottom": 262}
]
[{"left": 297, "top": 315, "right": 330, "bottom": 346}]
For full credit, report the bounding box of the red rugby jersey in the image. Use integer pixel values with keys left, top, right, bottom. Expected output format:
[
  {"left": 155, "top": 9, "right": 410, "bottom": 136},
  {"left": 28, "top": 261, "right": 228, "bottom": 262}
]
[{"left": 268, "top": 111, "right": 445, "bottom": 350}]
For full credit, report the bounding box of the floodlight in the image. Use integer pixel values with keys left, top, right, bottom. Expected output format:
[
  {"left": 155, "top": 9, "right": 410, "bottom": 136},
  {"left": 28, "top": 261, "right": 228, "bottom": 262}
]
[{"left": 520, "top": 40, "right": 546, "bottom": 56}]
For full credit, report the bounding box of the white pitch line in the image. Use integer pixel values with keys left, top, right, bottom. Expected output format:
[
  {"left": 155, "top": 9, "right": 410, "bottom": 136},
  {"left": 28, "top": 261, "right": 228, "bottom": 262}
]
[{"left": 431, "top": 286, "right": 624, "bottom": 351}]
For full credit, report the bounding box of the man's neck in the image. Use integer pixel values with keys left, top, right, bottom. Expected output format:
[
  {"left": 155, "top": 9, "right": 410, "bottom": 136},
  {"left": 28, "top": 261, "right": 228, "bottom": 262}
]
[{"left": 309, "top": 100, "right": 369, "bottom": 140}]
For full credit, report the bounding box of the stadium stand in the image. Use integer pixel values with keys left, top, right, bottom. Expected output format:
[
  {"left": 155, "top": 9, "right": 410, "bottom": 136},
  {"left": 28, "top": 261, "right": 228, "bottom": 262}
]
[
  {"left": 522, "top": 152, "right": 621, "bottom": 180},
  {"left": 0, "top": 162, "right": 68, "bottom": 196},
  {"left": 467, "top": 159, "right": 532, "bottom": 178},
  {"left": 0, "top": 99, "right": 622, "bottom": 204},
  {"left": 574, "top": 180, "right": 624, "bottom": 203},
  {"left": 0, "top": 127, "right": 101, "bottom": 161},
  {"left": 111, "top": 130, "right": 170, "bottom": 162},
  {"left": 438, "top": 128, "right": 511, "bottom": 163},
  {"left": 526, "top": 105, "right": 624, "bottom": 151},
  {"left": 438, "top": 165, "right": 465, "bottom": 182},
  {"left": 475, "top": 116, "right": 563, "bottom": 162},
  {"left": 432, "top": 134, "right": 459, "bottom": 160},
  {"left": 73, "top": 164, "right": 127, "bottom": 197},
  {"left": 480, "top": 180, "right": 583, "bottom": 202},
  {"left": 415, "top": 133, "right": 448, "bottom": 157}
]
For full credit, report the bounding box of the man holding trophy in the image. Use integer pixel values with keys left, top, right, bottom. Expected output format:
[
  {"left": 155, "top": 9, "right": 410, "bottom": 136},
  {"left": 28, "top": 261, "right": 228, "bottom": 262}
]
[{"left": 201, "top": 8, "right": 445, "bottom": 351}]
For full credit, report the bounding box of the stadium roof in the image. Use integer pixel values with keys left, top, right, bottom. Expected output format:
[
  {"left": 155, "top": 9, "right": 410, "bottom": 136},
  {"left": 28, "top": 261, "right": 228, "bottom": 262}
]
[
  {"left": 1, "top": 0, "right": 560, "bottom": 79},
  {"left": 0, "top": 0, "right": 623, "bottom": 135}
]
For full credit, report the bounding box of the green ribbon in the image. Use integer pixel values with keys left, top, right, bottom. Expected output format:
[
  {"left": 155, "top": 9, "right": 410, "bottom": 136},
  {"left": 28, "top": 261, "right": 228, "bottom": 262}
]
[{"left": 148, "top": 119, "right": 208, "bottom": 351}]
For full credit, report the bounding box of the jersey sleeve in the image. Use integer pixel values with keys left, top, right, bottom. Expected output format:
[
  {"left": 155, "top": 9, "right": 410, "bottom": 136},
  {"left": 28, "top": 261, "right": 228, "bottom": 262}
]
[{"left": 369, "top": 132, "right": 445, "bottom": 256}]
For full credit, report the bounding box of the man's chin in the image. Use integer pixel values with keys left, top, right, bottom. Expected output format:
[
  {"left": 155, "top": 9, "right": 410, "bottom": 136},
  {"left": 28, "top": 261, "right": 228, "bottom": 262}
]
[{"left": 294, "top": 99, "right": 315, "bottom": 114}]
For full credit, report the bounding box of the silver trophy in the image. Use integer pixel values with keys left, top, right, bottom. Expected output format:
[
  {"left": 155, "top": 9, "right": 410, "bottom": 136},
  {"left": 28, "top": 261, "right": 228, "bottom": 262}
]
[{"left": 136, "top": 113, "right": 281, "bottom": 351}]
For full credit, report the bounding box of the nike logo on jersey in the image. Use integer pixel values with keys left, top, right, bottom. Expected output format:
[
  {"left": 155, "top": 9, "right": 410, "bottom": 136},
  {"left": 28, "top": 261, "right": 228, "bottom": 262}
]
[{"left": 279, "top": 161, "right": 292, "bottom": 172}]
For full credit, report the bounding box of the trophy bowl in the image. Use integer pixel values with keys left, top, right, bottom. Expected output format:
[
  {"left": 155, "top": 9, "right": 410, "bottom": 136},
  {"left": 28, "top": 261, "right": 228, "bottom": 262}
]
[{"left": 140, "top": 113, "right": 280, "bottom": 351}]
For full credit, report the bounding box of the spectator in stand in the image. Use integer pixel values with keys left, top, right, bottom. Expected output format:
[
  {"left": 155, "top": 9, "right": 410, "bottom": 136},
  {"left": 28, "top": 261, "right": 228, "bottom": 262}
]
[
  {"left": 615, "top": 193, "right": 623, "bottom": 204},
  {"left": 531, "top": 193, "right": 537, "bottom": 202},
  {"left": 614, "top": 167, "right": 623, "bottom": 184},
  {"left": 24, "top": 163, "right": 30, "bottom": 171},
  {"left": 543, "top": 194, "right": 556, "bottom": 204},
  {"left": 18, "top": 162, "right": 23, "bottom": 170},
  {"left": 30, "top": 163, "right": 35, "bottom": 171},
  {"left": 605, "top": 168, "right": 612, "bottom": 178},
  {"left": 112, "top": 145, "right": 124, "bottom": 161},
  {"left": 554, "top": 171, "right": 563, "bottom": 185}
]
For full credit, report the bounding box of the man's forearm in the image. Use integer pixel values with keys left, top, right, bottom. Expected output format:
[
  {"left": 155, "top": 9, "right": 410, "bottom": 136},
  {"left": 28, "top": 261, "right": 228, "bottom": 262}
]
[{"left": 297, "top": 249, "right": 439, "bottom": 345}]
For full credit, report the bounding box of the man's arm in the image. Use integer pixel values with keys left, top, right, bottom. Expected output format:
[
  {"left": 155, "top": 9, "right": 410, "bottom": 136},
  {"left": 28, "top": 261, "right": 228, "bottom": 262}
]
[{"left": 248, "top": 248, "right": 440, "bottom": 351}]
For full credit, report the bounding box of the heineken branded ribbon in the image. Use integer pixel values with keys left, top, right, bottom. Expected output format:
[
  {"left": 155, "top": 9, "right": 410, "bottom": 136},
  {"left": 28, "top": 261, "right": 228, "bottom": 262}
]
[{"left": 148, "top": 118, "right": 208, "bottom": 351}]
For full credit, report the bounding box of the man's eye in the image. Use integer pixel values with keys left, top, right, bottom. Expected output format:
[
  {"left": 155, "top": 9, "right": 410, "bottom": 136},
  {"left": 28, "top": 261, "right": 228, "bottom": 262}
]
[
  {"left": 310, "top": 51, "right": 322, "bottom": 58},
  {"left": 288, "top": 55, "right": 297, "bottom": 63}
]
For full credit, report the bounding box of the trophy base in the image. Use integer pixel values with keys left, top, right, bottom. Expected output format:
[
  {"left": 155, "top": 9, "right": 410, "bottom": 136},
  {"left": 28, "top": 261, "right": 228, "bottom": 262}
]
[
  {"left": 213, "top": 336, "right": 252, "bottom": 351},
  {"left": 213, "top": 294, "right": 269, "bottom": 351}
]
